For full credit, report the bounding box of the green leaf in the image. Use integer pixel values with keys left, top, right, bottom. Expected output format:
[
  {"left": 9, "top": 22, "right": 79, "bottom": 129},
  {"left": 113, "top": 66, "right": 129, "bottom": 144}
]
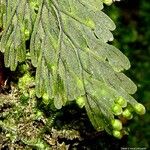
[
  {"left": 0, "top": 0, "right": 140, "bottom": 132},
  {"left": 0, "top": 0, "right": 36, "bottom": 70}
]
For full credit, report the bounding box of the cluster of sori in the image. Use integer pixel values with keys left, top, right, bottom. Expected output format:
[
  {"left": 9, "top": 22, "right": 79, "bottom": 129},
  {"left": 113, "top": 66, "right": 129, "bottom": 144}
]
[{"left": 111, "top": 97, "right": 146, "bottom": 139}]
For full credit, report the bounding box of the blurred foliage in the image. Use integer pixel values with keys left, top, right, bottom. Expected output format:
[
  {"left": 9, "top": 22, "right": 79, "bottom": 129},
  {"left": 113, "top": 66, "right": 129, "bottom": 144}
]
[{"left": 105, "top": 0, "right": 150, "bottom": 148}]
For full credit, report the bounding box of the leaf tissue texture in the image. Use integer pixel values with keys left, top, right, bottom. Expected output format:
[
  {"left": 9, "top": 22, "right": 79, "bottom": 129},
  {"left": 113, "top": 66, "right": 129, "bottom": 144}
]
[{"left": 0, "top": 0, "right": 138, "bottom": 132}]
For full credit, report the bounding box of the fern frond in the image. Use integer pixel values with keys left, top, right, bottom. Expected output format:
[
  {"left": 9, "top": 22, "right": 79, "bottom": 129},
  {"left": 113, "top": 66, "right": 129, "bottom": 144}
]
[{"left": 0, "top": 0, "right": 139, "bottom": 132}]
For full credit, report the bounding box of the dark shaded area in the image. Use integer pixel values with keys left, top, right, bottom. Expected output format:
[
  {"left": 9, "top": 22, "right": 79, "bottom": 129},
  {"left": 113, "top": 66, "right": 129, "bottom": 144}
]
[
  {"left": 0, "top": 52, "right": 11, "bottom": 93},
  {"left": 0, "top": 52, "right": 5, "bottom": 88}
]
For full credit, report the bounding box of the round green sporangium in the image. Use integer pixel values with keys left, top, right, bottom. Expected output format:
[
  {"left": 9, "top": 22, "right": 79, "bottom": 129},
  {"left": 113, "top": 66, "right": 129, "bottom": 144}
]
[
  {"left": 76, "top": 96, "right": 85, "bottom": 108},
  {"left": 113, "top": 130, "right": 123, "bottom": 139},
  {"left": 103, "top": 0, "right": 113, "bottom": 6},
  {"left": 122, "top": 109, "right": 133, "bottom": 120},
  {"left": 134, "top": 103, "right": 146, "bottom": 115},
  {"left": 115, "top": 97, "right": 127, "bottom": 108},
  {"left": 111, "top": 119, "right": 122, "bottom": 130},
  {"left": 112, "top": 104, "right": 123, "bottom": 115}
]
